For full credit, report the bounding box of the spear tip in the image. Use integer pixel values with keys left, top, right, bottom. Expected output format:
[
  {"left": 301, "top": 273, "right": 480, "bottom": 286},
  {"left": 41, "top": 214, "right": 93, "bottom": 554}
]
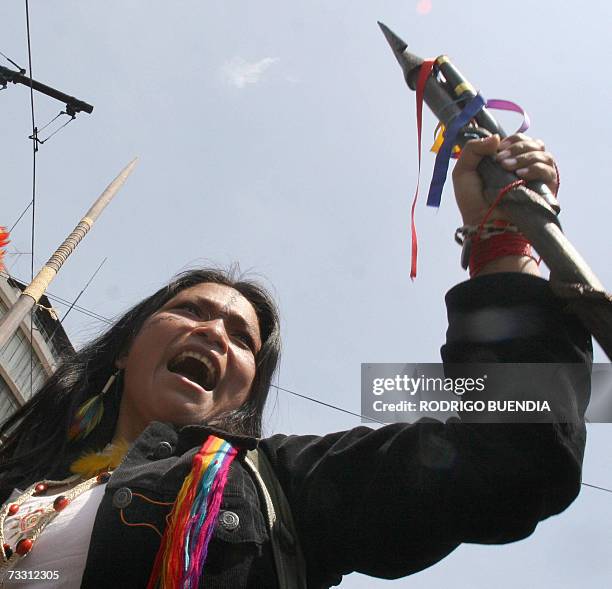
[
  {"left": 377, "top": 21, "right": 408, "bottom": 59},
  {"left": 377, "top": 22, "right": 424, "bottom": 88}
]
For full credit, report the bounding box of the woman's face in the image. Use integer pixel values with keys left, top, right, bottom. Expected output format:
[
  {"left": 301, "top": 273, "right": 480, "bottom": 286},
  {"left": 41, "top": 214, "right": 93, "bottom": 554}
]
[{"left": 115, "top": 282, "right": 262, "bottom": 441}]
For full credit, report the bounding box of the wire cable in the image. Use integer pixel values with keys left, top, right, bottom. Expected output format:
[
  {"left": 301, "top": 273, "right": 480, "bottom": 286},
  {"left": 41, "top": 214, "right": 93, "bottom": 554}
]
[
  {"left": 271, "top": 384, "right": 389, "bottom": 426},
  {"left": 8, "top": 200, "right": 33, "bottom": 233},
  {"left": 581, "top": 482, "right": 612, "bottom": 494},
  {"left": 25, "top": 0, "right": 37, "bottom": 281},
  {"left": 25, "top": 0, "right": 37, "bottom": 398},
  {"left": 29, "top": 110, "right": 76, "bottom": 146},
  {"left": 43, "top": 292, "right": 111, "bottom": 324},
  {"left": 271, "top": 385, "right": 612, "bottom": 494},
  {"left": 1, "top": 271, "right": 113, "bottom": 324},
  {"left": 0, "top": 50, "right": 24, "bottom": 72},
  {"left": 47, "top": 258, "right": 107, "bottom": 345}
]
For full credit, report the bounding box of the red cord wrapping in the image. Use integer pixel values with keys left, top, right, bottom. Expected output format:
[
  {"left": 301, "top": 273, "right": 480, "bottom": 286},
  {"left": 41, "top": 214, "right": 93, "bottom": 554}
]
[
  {"left": 469, "top": 180, "right": 537, "bottom": 277},
  {"left": 469, "top": 232, "right": 534, "bottom": 277}
]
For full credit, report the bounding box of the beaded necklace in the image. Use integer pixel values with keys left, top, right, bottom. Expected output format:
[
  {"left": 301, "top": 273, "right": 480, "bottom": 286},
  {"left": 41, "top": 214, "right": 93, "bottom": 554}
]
[
  {"left": 0, "top": 471, "right": 111, "bottom": 573},
  {"left": 0, "top": 441, "right": 128, "bottom": 575}
]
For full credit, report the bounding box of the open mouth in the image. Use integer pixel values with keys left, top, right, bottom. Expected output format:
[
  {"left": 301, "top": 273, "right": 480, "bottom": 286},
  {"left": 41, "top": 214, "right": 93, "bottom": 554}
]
[{"left": 167, "top": 351, "right": 218, "bottom": 391}]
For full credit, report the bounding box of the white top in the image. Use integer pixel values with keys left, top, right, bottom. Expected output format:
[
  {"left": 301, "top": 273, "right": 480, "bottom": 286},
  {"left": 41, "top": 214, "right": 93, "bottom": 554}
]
[{"left": 1, "top": 483, "right": 106, "bottom": 588}]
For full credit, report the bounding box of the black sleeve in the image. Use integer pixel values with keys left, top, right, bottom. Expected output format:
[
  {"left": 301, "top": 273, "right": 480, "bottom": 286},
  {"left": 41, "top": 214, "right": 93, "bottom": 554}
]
[{"left": 260, "top": 274, "right": 593, "bottom": 588}]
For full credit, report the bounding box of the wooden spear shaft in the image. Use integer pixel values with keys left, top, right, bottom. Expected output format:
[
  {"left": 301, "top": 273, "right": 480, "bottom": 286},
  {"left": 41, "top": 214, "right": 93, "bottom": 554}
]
[{"left": 0, "top": 158, "right": 137, "bottom": 350}]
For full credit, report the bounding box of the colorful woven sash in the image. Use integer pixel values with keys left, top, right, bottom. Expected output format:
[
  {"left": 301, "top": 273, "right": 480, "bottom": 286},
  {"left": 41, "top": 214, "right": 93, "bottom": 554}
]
[{"left": 147, "top": 435, "right": 238, "bottom": 589}]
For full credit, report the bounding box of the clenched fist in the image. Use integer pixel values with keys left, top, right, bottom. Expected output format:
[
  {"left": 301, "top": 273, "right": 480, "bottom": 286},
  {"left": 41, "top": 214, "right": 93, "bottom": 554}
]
[{"left": 452, "top": 133, "right": 558, "bottom": 227}]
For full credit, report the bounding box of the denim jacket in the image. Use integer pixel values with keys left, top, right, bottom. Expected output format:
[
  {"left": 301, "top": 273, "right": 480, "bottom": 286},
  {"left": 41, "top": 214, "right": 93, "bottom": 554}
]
[{"left": 11, "top": 275, "right": 597, "bottom": 588}]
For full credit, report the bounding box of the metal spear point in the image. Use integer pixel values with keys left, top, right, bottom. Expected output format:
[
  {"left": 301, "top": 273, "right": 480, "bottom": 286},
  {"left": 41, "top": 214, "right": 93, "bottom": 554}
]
[
  {"left": 378, "top": 23, "right": 612, "bottom": 360},
  {"left": 379, "top": 23, "right": 466, "bottom": 116},
  {"left": 0, "top": 158, "right": 138, "bottom": 351},
  {"left": 379, "top": 22, "right": 512, "bottom": 140},
  {"left": 378, "top": 22, "right": 410, "bottom": 69}
]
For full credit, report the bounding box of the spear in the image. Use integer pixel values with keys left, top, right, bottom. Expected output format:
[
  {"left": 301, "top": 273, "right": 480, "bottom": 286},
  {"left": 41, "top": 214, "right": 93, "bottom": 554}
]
[
  {"left": 378, "top": 22, "right": 612, "bottom": 360},
  {"left": 0, "top": 158, "right": 137, "bottom": 350}
]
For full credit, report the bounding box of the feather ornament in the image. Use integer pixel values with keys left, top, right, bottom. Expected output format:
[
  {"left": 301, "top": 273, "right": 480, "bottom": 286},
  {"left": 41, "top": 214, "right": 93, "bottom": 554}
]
[
  {"left": 70, "top": 439, "right": 129, "bottom": 478},
  {"left": 68, "top": 372, "right": 118, "bottom": 441},
  {"left": 68, "top": 394, "right": 105, "bottom": 441}
]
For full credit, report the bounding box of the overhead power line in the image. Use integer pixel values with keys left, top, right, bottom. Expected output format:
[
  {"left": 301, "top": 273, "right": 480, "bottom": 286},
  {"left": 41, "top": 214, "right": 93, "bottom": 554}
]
[
  {"left": 581, "top": 482, "right": 612, "bottom": 494},
  {"left": 271, "top": 384, "right": 612, "bottom": 495},
  {"left": 25, "top": 0, "right": 37, "bottom": 398},
  {"left": 1, "top": 271, "right": 112, "bottom": 324}
]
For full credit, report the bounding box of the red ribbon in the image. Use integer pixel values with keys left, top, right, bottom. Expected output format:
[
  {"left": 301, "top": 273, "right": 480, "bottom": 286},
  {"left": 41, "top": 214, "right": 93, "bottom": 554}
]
[{"left": 410, "top": 58, "right": 435, "bottom": 279}]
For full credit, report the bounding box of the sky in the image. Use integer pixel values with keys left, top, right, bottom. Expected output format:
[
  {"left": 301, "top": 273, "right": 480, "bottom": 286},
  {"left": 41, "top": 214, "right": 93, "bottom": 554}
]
[{"left": 1, "top": 1, "right": 611, "bottom": 587}]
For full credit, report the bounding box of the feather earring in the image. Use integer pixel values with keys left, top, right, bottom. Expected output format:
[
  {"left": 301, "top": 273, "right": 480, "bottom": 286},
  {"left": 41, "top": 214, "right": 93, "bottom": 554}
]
[{"left": 68, "top": 370, "right": 119, "bottom": 441}]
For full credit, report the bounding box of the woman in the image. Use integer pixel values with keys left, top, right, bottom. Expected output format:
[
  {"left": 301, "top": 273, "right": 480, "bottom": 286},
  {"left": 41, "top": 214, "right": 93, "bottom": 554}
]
[{"left": 0, "top": 134, "right": 592, "bottom": 588}]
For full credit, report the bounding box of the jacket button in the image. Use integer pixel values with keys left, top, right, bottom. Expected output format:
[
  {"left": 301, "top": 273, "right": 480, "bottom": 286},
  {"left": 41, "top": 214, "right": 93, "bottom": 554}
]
[
  {"left": 219, "top": 510, "right": 240, "bottom": 531},
  {"left": 112, "top": 487, "right": 133, "bottom": 509},
  {"left": 154, "top": 441, "right": 173, "bottom": 459}
]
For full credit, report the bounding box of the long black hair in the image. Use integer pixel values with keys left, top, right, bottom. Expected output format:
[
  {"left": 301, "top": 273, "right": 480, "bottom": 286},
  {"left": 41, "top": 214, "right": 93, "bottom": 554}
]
[{"left": 0, "top": 268, "right": 281, "bottom": 491}]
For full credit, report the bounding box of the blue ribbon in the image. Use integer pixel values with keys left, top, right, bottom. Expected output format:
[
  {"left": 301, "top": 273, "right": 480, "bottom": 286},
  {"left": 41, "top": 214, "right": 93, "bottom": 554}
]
[{"left": 426, "top": 93, "right": 486, "bottom": 208}]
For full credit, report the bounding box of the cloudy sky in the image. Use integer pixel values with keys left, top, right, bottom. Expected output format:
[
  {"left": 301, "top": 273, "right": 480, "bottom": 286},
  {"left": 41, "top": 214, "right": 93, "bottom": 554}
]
[{"left": 1, "top": 1, "right": 611, "bottom": 587}]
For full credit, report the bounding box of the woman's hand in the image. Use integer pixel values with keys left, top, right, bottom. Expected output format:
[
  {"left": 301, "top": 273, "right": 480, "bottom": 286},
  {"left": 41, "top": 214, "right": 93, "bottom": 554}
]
[{"left": 452, "top": 133, "right": 559, "bottom": 226}]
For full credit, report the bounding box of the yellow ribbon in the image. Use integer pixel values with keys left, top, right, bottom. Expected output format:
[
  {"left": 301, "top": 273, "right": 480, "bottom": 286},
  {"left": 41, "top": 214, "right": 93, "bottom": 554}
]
[{"left": 430, "top": 123, "right": 462, "bottom": 156}]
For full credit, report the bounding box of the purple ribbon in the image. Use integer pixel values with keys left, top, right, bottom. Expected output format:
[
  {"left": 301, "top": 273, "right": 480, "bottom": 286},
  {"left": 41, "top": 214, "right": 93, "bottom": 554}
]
[{"left": 486, "top": 99, "right": 530, "bottom": 133}]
